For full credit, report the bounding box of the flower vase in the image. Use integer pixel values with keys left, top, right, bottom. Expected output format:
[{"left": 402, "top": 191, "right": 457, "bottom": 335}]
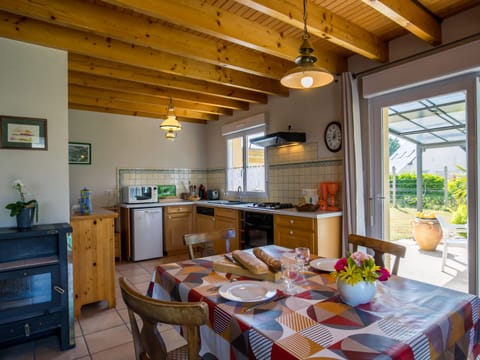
[
  {"left": 16, "top": 207, "right": 35, "bottom": 229},
  {"left": 337, "top": 279, "right": 376, "bottom": 306}
]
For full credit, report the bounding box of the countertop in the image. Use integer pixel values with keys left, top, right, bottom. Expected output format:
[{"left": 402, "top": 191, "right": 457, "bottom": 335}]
[
  {"left": 70, "top": 208, "right": 118, "bottom": 221},
  {"left": 119, "top": 200, "right": 342, "bottom": 219}
]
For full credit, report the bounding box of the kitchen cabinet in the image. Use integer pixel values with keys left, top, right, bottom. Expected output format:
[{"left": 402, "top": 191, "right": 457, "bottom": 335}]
[
  {"left": 213, "top": 207, "right": 240, "bottom": 253},
  {"left": 194, "top": 206, "right": 240, "bottom": 253},
  {"left": 164, "top": 205, "right": 193, "bottom": 255},
  {"left": 274, "top": 214, "right": 341, "bottom": 258},
  {"left": 70, "top": 209, "right": 117, "bottom": 318},
  {"left": 104, "top": 206, "right": 121, "bottom": 259}
]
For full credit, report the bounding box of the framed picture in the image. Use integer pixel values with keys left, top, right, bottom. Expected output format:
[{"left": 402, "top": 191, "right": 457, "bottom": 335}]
[
  {"left": 0, "top": 115, "right": 47, "bottom": 150},
  {"left": 69, "top": 142, "right": 91, "bottom": 165}
]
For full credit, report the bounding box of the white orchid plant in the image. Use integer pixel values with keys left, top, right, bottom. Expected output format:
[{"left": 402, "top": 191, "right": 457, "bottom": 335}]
[{"left": 5, "top": 180, "right": 38, "bottom": 222}]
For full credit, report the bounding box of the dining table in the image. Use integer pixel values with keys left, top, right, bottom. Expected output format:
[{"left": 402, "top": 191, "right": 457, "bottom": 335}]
[{"left": 147, "top": 245, "right": 480, "bottom": 359}]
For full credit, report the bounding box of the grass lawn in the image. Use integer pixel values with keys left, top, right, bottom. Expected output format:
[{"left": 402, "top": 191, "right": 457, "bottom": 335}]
[{"left": 389, "top": 207, "right": 454, "bottom": 241}]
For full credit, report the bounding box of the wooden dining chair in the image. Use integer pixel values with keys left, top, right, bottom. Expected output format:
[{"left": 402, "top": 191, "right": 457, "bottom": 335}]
[
  {"left": 184, "top": 228, "right": 235, "bottom": 259},
  {"left": 118, "top": 277, "right": 209, "bottom": 360},
  {"left": 348, "top": 234, "right": 406, "bottom": 275}
]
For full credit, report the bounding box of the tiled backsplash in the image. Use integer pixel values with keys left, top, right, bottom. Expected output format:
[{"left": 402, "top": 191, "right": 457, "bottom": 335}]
[{"left": 117, "top": 143, "right": 343, "bottom": 207}]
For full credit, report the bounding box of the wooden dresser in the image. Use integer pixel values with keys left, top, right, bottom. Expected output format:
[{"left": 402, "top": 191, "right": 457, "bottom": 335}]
[{"left": 70, "top": 208, "right": 117, "bottom": 318}]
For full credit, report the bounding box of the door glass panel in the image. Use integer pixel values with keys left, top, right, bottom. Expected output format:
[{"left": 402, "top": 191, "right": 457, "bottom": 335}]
[{"left": 386, "top": 91, "right": 468, "bottom": 292}]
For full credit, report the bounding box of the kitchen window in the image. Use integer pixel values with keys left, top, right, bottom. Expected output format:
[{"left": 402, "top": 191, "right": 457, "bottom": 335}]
[{"left": 223, "top": 114, "right": 267, "bottom": 199}]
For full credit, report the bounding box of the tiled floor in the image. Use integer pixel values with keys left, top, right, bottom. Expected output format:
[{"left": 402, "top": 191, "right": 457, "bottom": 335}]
[
  {"left": 0, "top": 243, "right": 468, "bottom": 359},
  {"left": 0, "top": 254, "right": 189, "bottom": 360}
]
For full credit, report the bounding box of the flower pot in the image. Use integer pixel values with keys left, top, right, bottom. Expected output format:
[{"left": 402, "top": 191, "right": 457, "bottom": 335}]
[
  {"left": 337, "top": 279, "right": 376, "bottom": 306},
  {"left": 411, "top": 217, "right": 442, "bottom": 251},
  {"left": 16, "top": 207, "right": 35, "bottom": 229}
]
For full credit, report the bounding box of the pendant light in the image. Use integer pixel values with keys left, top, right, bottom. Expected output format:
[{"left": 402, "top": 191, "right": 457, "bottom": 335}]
[
  {"left": 280, "top": 0, "right": 334, "bottom": 89},
  {"left": 160, "top": 98, "right": 181, "bottom": 139}
]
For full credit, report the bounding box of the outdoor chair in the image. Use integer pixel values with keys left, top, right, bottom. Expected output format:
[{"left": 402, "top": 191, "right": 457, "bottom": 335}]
[
  {"left": 348, "top": 234, "right": 406, "bottom": 275},
  {"left": 184, "top": 228, "right": 235, "bottom": 259},
  {"left": 436, "top": 215, "right": 468, "bottom": 272},
  {"left": 118, "top": 276, "right": 209, "bottom": 360}
]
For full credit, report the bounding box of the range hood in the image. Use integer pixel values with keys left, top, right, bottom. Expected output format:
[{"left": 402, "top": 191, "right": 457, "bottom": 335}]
[{"left": 250, "top": 132, "right": 306, "bottom": 147}]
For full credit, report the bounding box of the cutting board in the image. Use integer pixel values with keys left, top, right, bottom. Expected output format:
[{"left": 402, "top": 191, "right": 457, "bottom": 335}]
[{"left": 213, "top": 257, "right": 283, "bottom": 282}]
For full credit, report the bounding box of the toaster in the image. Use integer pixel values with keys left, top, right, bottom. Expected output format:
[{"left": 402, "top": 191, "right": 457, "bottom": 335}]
[{"left": 207, "top": 189, "right": 219, "bottom": 200}]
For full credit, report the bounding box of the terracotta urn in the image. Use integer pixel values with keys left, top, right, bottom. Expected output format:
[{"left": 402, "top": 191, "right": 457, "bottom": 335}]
[{"left": 411, "top": 217, "right": 443, "bottom": 251}]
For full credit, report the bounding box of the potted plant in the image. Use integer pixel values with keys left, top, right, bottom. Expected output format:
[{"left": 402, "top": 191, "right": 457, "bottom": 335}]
[
  {"left": 5, "top": 180, "right": 38, "bottom": 229},
  {"left": 331, "top": 251, "right": 390, "bottom": 306}
]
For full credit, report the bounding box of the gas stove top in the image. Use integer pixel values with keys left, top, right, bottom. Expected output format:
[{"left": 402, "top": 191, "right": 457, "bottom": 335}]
[{"left": 249, "top": 202, "right": 294, "bottom": 210}]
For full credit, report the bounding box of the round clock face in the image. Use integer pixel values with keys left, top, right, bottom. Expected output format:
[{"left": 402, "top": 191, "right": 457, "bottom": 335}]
[{"left": 324, "top": 122, "right": 342, "bottom": 152}]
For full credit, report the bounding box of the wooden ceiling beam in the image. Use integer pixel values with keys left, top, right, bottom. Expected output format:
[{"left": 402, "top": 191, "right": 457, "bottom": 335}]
[
  {"left": 69, "top": 85, "right": 231, "bottom": 116},
  {"left": 68, "top": 72, "right": 245, "bottom": 111},
  {"left": 236, "top": 0, "right": 388, "bottom": 62},
  {"left": 69, "top": 103, "right": 208, "bottom": 125},
  {"left": 0, "top": 0, "right": 292, "bottom": 79},
  {"left": 69, "top": 54, "right": 265, "bottom": 105},
  {"left": 0, "top": 11, "right": 288, "bottom": 96},
  {"left": 101, "top": 0, "right": 347, "bottom": 73},
  {"left": 69, "top": 91, "right": 218, "bottom": 122},
  {"left": 362, "top": 0, "right": 441, "bottom": 45}
]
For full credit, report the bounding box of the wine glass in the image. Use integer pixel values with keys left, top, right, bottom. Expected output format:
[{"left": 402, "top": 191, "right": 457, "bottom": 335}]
[
  {"left": 295, "top": 247, "right": 310, "bottom": 272},
  {"left": 281, "top": 252, "right": 298, "bottom": 294}
]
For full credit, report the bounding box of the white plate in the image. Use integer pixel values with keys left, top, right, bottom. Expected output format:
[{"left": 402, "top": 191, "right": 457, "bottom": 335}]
[
  {"left": 218, "top": 281, "right": 276, "bottom": 302},
  {"left": 310, "top": 258, "right": 338, "bottom": 272}
]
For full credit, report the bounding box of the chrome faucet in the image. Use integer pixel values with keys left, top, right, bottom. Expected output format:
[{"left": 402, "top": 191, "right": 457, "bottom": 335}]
[{"left": 237, "top": 186, "right": 242, "bottom": 201}]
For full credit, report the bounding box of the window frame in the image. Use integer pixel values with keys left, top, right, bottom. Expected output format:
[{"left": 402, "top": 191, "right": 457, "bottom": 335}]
[{"left": 225, "top": 126, "right": 268, "bottom": 200}]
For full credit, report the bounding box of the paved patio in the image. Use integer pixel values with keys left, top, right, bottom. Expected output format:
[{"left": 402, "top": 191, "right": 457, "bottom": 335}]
[{"left": 395, "top": 237, "right": 468, "bottom": 293}]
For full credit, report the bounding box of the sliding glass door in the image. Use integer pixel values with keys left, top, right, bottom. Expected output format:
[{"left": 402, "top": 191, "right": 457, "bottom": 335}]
[{"left": 367, "top": 74, "right": 479, "bottom": 294}]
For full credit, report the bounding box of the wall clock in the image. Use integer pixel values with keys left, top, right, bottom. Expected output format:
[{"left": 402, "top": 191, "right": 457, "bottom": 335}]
[{"left": 324, "top": 121, "right": 342, "bottom": 152}]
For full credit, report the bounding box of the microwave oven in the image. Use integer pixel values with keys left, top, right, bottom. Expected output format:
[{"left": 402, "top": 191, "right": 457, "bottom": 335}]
[{"left": 122, "top": 185, "right": 158, "bottom": 204}]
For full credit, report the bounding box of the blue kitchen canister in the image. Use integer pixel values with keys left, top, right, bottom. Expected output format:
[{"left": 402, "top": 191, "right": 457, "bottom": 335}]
[{"left": 80, "top": 188, "right": 93, "bottom": 215}]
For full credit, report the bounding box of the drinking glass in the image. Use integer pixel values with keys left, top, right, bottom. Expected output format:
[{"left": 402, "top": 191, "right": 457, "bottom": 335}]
[
  {"left": 295, "top": 247, "right": 310, "bottom": 272},
  {"left": 281, "top": 253, "right": 299, "bottom": 294}
]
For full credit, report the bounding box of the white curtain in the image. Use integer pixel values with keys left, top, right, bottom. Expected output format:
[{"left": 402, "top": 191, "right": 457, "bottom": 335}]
[{"left": 341, "top": 72, "right": 366, "bottom": 254}]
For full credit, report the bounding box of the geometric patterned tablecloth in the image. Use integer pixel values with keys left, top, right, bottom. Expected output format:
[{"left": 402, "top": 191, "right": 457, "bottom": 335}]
[{"left": 147, "top": 247, "right": 480, "bottom": 360}]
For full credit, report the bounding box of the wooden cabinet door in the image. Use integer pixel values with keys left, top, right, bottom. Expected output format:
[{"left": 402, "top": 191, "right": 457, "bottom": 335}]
[
  {"left": 71, "top": 216, "right": 115, "bottom": 318},
  {"left": 196, "top": 214, "right": 215, "bottom": 233},
  {"left": 165, "top": 211, "right": 193, "bottom": 255},
  {"left": 215, "top": 208, "right": 239, "bottom": 252}
]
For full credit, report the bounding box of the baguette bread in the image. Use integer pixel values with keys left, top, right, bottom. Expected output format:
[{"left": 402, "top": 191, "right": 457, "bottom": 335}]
[
  {"left": 253, "top": 247, "right": 282, "bottom": 272},
  {"left": 232, "top": 250, "right": 269, "bottom": 274}
]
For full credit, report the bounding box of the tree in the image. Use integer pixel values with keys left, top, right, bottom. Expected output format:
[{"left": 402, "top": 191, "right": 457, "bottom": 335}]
[{"left": 389, "top": 136, "right": 400, "bottom": 156}]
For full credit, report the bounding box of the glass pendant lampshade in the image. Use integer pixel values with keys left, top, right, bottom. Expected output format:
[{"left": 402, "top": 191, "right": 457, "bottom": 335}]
[
  {"left": 160, "top": 98, "right": 181, "bottom": 132},
  {"left": 165, "top": 129, "right": 176, "bottom": 140},
  {"left": 280, "top": 0, "right": 334, "bottom": 89}
]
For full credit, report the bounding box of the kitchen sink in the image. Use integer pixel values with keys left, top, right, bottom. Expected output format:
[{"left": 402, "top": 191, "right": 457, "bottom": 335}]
[{"left": 207, "top": 200, "right": 250, "bottom": 205}]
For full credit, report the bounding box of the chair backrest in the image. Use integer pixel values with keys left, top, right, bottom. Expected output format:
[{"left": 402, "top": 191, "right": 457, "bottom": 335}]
[
  {"left": 118, "top": 277, "right": 209, "bottom": 360},
  {"left": 184, "top": 228, "right": 235, "bottom": 259},
  {"left": 348, "top": 234, "right": 406, "bottom": 275}
]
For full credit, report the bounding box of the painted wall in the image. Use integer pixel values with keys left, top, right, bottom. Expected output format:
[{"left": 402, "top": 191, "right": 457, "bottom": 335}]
[
  {"left": 68, "top": 110, "right": 207, "bottom": 207},
  {"left": 0, "top": 38, "right": 69, "bottom": 227},
  {"left": 206, "top": 81, "right": 342, "bottom": 169}
]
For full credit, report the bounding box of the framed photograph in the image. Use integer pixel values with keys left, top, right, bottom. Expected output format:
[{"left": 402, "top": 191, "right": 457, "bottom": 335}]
[
  {"left": 0, "top": 115, "right": 47, "bottom": 150},
  {"left": 69, "top": 142, "right": 91, "bottom": 165}
]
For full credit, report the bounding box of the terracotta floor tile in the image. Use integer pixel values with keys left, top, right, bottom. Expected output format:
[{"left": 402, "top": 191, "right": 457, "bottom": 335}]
[
  {"left": 84, "top": 325, "right": 132, "bottom": 354},
  {"left": 90, "top": 341, "right": 135, "bottom": 360},
  {"left": 79, "top": 308, "right": 124, "bottom": 335}
]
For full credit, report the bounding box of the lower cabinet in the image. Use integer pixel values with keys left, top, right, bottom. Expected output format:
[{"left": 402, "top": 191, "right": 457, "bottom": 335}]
[
  {"left": 164, "top": 205, "right": 193, "bottom": 255},
  {"left": 70, "top": 209, "right": 117, "bottom": 319},
  {"left": 274, "top": 214, "right": 341, "bottom": 258},
  {"left": 213, "top": 207, "right": 240, "bottom": 253}
]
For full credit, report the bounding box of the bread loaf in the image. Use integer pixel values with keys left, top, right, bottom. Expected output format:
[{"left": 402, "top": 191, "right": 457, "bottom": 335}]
[
  {"left": 232, "top": 250, "right": 269, "bottom": 274},
  {"left": 253, "top": 247, "right": 282, "bottom": 272}
]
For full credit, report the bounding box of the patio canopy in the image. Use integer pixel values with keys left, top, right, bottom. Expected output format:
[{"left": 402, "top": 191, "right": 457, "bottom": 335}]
[{"left": 388, "top": 91, "right": 467, "bottom": 211}]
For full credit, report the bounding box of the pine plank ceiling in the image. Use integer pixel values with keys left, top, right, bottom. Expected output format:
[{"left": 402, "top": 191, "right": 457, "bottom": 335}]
[{"left": 0, "top": 0, "right": 477, "bottom": 124}]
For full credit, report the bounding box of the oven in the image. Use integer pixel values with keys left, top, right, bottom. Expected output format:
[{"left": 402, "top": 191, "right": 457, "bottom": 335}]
[{"left": 243, "top": 211, "right": 274, "bottom": 248}]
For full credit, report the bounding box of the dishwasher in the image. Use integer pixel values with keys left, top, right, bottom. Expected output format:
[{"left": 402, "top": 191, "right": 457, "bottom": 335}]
[{"left": 131, "top": 207, "right": 164, "bottom": 261}]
